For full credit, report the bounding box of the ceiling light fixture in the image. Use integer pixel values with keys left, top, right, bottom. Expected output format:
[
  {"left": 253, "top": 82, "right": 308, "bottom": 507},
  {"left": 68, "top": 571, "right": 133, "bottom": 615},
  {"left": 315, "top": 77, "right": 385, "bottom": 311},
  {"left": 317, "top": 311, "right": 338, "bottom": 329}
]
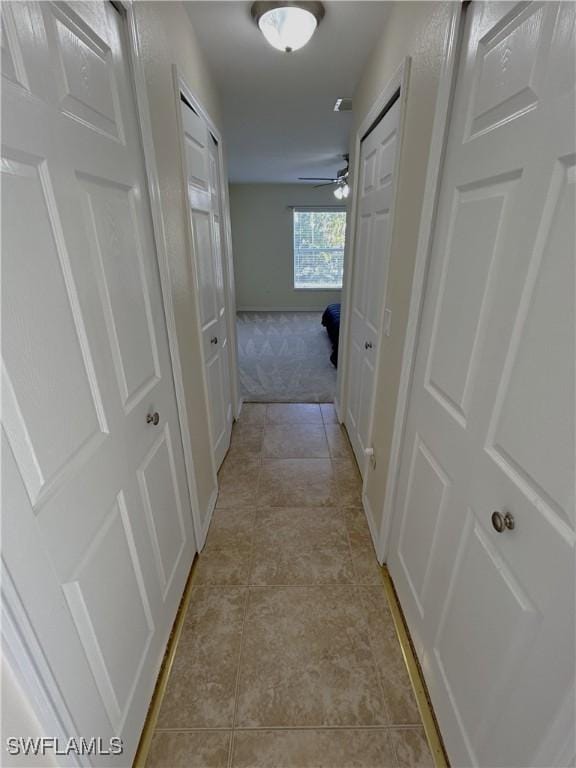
[
  {"left": 334, "top": 181, "right": 349, "bottom": 200},
  {"left": 251, "top": 2, "right": 325, "bottom": 53}
]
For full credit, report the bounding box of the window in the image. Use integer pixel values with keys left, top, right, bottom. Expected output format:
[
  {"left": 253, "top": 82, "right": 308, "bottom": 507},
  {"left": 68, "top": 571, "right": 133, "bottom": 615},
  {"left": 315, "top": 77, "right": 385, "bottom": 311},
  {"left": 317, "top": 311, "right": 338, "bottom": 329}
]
[{"left": 293, "top": 208, "right": 346, "bottom": 289}]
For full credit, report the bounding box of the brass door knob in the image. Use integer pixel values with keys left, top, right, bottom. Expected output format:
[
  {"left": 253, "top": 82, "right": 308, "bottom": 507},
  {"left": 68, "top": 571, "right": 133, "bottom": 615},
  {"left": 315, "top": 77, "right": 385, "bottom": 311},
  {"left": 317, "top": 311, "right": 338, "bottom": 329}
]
[
  {"left": 211, "top": 336, "right": 218, "bottom": 345},
  {"left": 147, "top": 412, "right": 160, "bottom": 426},
  {"left": 491, "top": 510, "right": 515, "bottom": 533},
  {"left": 365, "top": 341, "right": 373, "bottom": 350}
]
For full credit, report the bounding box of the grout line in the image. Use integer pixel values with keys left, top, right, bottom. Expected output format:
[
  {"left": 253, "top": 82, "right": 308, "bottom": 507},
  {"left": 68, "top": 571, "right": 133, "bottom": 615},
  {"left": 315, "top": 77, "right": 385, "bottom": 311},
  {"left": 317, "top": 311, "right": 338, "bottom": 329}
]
[
  {"left": 320, "top": 408, "right": 332, "bottom": 459},
  {"left": 191, "top": 582, "right": 405, "bottom": 589},
  {"left": 342, "top": 506, "right": 362, "bottom": 585},
  {"left": 344, "top": 545, "right": 396, "bottom": 731},
  {"left": 155, "top": 726, "right": 232, "bottom": 732},
  {"left": 154, "top": 724, "right": 426, "bottom": 733},
  {"left": 226, "top": 519, "right": 257, "bottom": 768}
]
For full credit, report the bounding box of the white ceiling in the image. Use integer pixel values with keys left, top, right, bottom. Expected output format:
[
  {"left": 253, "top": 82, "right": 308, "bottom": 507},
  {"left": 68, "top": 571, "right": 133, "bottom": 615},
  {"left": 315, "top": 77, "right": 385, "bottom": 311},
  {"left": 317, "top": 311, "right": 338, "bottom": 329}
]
[{"left": 185, "top": 2, "right": 390, "bottom": 183}]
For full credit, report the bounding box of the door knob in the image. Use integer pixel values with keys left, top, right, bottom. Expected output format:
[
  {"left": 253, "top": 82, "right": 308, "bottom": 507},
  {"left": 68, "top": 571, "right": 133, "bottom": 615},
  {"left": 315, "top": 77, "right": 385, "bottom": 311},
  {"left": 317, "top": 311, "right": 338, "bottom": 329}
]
[
  {"left": 146, "top": 412, "right": 160, "bottom": 426},
  {"left": 491, "top": 510, "right": 515, "bottom": 533},
  {"left": 211, "top": 336, "right": 218, "bottom": 345},
  {"left": 364, "top": 341, "right": 373, "bottom": 350}
]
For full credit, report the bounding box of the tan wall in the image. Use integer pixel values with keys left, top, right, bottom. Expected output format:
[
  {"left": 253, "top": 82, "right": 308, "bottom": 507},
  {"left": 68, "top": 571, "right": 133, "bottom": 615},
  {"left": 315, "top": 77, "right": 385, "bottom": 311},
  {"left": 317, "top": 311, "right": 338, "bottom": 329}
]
[
  {"left": 344, "top": 2, "right": 453, "bottom": 541},
  {"left": 133, "top": 1, "right": 221, "bottom": 528},
  {"left": 230, "top": 184, "right": 343, "bottom": 311}
]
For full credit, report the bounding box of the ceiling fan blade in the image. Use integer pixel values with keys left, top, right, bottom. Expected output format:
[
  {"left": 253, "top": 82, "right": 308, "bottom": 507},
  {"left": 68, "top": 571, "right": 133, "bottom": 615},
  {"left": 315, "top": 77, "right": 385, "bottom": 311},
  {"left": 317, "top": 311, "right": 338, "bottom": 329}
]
[
  {"left": 298, "top": 177, "right": 336, "bottom": 181},
  {"left": 313, "top": 182, "right": 335, "bottom": 188}
]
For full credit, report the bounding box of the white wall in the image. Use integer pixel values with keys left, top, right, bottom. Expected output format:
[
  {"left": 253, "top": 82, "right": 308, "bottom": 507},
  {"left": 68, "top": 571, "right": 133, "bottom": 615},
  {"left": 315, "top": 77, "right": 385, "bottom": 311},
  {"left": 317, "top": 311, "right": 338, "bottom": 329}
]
[
  {"left": 340, "top": 2, "right": 453, "bottom": 537},
  {"left": 133, "top": 1, "right": 222, "bottom": 524},
  {"left": 230, "top": 184, "right": 343, "bottom": 311}
]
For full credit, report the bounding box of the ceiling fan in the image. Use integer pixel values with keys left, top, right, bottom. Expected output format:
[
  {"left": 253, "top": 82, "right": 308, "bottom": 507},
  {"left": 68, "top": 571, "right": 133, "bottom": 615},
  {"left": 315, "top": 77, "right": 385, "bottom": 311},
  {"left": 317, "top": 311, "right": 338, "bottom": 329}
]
[{"left": 299, "top": 155, "right": 350, "bottom": 198}]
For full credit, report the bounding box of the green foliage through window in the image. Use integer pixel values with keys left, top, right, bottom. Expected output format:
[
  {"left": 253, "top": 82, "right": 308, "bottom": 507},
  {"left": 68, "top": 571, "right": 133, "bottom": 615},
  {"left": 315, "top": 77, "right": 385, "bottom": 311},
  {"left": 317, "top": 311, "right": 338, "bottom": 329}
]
[{"left": 293, "top": 209, "right": 346, "bottom": 289}]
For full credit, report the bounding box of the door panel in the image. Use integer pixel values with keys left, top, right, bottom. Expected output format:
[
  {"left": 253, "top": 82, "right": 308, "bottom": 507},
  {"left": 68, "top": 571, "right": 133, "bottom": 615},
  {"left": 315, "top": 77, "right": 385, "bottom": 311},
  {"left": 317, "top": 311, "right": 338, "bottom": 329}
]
[
  {"left": 433, "top": 513, "right": 539, "bottom": 755},
  {"left": 44, "top": 1, "right": 124, "bottom": 142},
  {"left": 137, "top": 426, "right": 188, "bottom": 599},
  {"left": 365, "top": 209, "right": 390, "bottom": 332},
  {"left": 62, "top": 492, "right": 155, "bottom": 732},
  {"left": 465, "top": 3, "right": 550, "bottom": 141},
  {"left": 193, "top": 209, "right": 218, "bottom": 328},
  {"left": 487, "top": 160, "right": 574, "bottom": 528},
  {"left": 397, "top": 435, "right": 450, "bottom": 619},
  {"left": 389, "top": 4, "right": 575, "bottom": 766},
  {"left": 425, "top": 174, "right": 520, "bottom": 422},
  {"left": 2, "top": 3, "right": 196, "bottom": 763},
  {"left": 2, "top": 152, "right": 108, "bottom": 504},
  {"left": 79, "top": 173, "right": 161, "bottom": 409},
  {"left": 346, "top": 98, "right": 401, "bottom": 474}
]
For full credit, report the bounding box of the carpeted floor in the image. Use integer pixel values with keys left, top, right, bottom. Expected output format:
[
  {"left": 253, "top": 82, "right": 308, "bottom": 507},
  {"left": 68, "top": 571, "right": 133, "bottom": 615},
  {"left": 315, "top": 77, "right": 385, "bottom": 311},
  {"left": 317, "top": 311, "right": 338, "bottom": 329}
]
[{"left": 236, "top": 311, "right": 336, "bottom": 403}]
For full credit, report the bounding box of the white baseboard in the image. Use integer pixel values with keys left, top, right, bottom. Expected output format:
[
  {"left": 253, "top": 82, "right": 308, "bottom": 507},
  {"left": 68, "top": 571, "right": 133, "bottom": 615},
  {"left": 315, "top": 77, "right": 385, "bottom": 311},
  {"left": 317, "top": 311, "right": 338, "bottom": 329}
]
[
  {"left": 237, "top": 306, "right": 334, "bottom": 313},
  {"left": 333, "top": 397, "right": 343, "bottom": 423},
  {"left": 198, "top": 488, "right": 218, "bottom": 551},
  {"left": 363, "top": 491, "right": 384, "bottom": 565}
]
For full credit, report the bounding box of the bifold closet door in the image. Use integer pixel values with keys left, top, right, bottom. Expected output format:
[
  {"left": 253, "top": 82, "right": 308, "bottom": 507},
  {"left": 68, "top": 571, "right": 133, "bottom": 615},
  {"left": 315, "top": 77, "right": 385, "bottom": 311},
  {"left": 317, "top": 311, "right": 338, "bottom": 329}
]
[
  {"left": 346, "top": 98, "right": 401, "bottom": 475},
  {"left": 388, "top": 3, "right": 575, "bottom": 765},
  {"left": 179, "top": 98, "right": 232, "bottom": 470},
  {"left": 2, "top": 2, "right": 196, "bottom": 763}
]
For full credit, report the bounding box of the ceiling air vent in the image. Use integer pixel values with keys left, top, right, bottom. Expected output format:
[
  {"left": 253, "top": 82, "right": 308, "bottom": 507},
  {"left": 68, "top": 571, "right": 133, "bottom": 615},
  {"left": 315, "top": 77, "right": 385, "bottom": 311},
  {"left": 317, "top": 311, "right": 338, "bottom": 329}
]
[{"left": 333, "top": 97, "right": 352, "bottom": 112}]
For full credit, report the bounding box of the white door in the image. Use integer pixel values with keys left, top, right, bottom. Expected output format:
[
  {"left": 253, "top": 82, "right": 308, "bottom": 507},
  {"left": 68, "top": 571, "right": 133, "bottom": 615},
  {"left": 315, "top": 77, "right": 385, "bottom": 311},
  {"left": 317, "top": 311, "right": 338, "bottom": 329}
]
[
  {"left": 346, "top": 98, "right": 400, "bottom": 474},
  {"left": 2, "top": 2, "right": 196, "bottom": 763},
  {"left": 388, "top": 3, "right": 575, "bottom": 766},
  {"left": 180, "top": 99, "right": 232, "bottom": 470}
]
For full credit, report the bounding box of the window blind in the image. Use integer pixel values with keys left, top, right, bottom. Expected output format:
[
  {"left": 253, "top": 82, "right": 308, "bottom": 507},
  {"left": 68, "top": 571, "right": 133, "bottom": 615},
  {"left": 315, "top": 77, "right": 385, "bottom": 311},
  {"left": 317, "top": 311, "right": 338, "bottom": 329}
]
[{"left": 293, "top": 208, "right": 347, "bottom": 289}]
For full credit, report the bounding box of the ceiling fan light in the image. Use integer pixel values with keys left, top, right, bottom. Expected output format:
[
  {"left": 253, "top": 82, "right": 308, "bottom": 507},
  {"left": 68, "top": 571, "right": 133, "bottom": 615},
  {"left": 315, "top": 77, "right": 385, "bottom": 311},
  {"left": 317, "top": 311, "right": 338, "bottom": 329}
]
[
  {"left": 334, "top": 186, "right": 344, "bottom": 200},
  {"left": 252, "top": 3, "right": 324, "bottom": 53},
  {"left": 341, "top": 183, "right": 350, "bottom": 198}
]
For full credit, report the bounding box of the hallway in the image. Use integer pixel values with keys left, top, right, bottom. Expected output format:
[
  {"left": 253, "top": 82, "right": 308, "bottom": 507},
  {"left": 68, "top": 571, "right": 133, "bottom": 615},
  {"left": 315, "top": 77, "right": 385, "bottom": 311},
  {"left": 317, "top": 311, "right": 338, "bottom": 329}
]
[{"left": 146, "top": 404, "right": 433, "bottom": 767}]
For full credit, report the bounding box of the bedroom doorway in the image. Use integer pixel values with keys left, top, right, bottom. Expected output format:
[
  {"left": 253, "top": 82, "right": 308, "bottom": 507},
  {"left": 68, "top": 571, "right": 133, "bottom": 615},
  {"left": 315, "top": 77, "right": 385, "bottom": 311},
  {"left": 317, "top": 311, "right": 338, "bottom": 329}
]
[{"left": 230, "top": 189, "right": 347, "bottom": 404}]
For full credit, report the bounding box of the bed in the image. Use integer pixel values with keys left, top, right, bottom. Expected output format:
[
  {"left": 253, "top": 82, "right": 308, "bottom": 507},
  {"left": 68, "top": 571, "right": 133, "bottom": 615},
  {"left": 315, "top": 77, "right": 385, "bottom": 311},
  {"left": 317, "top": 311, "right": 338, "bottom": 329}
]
[{"left": 321, "top": 303, "right": 341, "bottom": 367}]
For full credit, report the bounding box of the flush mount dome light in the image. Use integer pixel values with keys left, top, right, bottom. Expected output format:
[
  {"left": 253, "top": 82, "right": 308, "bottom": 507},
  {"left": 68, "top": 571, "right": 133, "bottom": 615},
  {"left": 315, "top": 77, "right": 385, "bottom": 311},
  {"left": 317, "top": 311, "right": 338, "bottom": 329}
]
[{"left": 251, "top": 2, "right": 325, "bottom": 53}]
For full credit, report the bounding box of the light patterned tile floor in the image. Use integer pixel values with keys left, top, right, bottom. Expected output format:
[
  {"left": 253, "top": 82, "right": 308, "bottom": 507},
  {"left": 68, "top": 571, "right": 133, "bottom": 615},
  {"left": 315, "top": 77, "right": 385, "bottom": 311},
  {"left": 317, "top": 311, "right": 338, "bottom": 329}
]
[{"left": 147, "top": 403, "right": 433, "bottom": 768}]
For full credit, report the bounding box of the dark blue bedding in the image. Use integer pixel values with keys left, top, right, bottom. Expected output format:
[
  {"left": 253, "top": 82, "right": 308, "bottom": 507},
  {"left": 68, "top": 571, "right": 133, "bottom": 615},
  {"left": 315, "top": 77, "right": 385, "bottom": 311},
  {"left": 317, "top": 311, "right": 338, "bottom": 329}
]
[{"left": 322, "top": 303, "right": 341, "bottom": 367}]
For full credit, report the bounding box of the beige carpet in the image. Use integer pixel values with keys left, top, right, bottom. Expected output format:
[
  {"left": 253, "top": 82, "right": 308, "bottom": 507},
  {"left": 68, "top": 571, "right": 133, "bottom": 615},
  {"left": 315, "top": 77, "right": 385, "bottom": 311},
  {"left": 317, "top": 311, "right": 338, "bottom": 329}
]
[{"left": 236, "top": 311, "right": 336, "bottom": 403}]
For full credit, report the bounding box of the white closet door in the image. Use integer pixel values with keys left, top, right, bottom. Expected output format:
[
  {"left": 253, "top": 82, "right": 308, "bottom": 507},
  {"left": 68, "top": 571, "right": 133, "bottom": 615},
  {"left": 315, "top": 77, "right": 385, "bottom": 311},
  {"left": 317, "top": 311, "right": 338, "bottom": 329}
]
[
  {"left": 180, "top": 99, "right": 232, "bottom": 470},
  {"left": 1, "top": 2, "right": 196, "bottom": 763},
  {"left": 389, "top": 3, "right": 575, "bottom": 765},
  {"left": 346, "top": 98, "right": 400, "bottom": 475}
]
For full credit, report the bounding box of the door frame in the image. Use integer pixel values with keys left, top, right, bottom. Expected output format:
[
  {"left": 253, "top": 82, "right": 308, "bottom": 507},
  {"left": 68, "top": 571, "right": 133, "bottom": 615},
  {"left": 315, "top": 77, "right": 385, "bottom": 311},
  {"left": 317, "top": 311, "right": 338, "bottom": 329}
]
[
  {"left": 376, "top": 2, "right": 464, "bottom": 561},
  {"left": 337, "top": 57, "right": 410, "bottom": 506}
]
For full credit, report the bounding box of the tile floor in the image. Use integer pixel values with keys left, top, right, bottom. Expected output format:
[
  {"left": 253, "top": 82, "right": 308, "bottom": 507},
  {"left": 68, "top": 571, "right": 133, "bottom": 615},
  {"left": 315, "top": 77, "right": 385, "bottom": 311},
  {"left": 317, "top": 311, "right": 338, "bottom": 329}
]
[{"left": 146, "top": 403, "right": 434, "bottom": 768}]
